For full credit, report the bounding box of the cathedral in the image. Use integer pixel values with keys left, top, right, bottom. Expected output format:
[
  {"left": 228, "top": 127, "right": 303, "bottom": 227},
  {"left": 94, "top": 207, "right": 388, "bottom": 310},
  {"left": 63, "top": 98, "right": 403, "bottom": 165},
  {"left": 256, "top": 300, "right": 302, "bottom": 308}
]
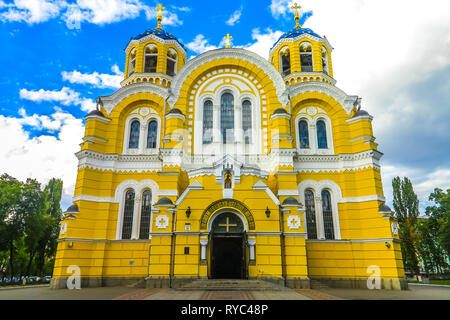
[{"left": 51, "top": 4, "right": 406, "bottom": 290}]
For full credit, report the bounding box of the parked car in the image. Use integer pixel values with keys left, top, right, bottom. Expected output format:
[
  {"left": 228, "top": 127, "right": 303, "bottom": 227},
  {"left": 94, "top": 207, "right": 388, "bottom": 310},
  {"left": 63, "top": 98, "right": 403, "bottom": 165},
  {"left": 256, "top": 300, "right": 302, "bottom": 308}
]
[{"left": 43, "top": 276, "right": 52, "bottom": 283}]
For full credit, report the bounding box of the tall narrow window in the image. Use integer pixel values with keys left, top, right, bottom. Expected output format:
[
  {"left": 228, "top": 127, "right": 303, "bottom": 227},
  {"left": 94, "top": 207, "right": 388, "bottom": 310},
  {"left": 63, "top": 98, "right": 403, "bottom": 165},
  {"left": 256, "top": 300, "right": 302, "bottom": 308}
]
[
  {"left": 144, "top": 45, "right": 158, "bottom": 73},
  {"left": 221, "top": 93, "right": 234, "bottom": 144},
  {"left": 299, "top": 120, "right": 309, "bottom": 148},
  {"left": 300, "top": 43, "right": 313, "bottom": 72},
  {"left": 280, "top": 47, "right": 291, "bottom": 77},
  {"left": 129, "top": 49, "right": 136, "bottom": 76},
  {"left": 139, "top": 190, "right": 152, "bottom": 239},
  {"left": 321, "top": 190, "right": 335, "bottom": 240},
  {"left": 317, "top": 120, "right": 328, "bottom": 149},
  {"left": 147, "top": 120, "right": 158, "bottom": 148},
  {"left": 305, "top": 190, "right": 317, "bottom": 239},
  {"left": 129, "top": 120, "right": 140, "bottom": 149},
  {"left": 166, "top": 48, "right": 177, "bottom": 76},
  {"left": 203, "top": 100, "right": 213, "bottom": 144},
  {"left": 321, "top": 47, "right": 329, "bottom": 75},
  {"left": 242, "top": 100, "right": 252, "bottom": 144},
  {"left": 122, "top": 190, "right": 135, "bottom": 239}
]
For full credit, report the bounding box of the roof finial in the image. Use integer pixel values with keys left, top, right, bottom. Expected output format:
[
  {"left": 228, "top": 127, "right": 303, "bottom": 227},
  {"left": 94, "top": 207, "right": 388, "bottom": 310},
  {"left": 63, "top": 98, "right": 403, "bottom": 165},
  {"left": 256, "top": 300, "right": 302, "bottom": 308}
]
[
  {"left": 224, "top": 33, "right": 232, "bottom": 48},
  {"left": 155, "top": 3, "right": 165, "bottom": 30},
  {"left": 291, "top": 2, "right": 302, "bottom": 29}
]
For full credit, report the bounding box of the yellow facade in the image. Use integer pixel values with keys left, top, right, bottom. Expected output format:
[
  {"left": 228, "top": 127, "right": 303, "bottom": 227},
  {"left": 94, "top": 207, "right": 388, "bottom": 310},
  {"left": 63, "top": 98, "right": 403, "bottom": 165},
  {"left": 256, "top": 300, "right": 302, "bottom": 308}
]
[{"left": 52, "top": 13, "right": 406, "bottom": 290}]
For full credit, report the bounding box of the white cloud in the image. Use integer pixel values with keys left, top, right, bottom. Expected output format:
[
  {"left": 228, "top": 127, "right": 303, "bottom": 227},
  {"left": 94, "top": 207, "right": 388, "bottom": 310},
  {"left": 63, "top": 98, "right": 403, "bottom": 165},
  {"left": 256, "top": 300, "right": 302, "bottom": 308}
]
[
  {"left": 226, "top": 6, "right": 242, "bottom": 26},
  {"left": 0, "top": 0, "right": 61, "bottom": 24},
  {"left": 0, "top": 0, "right": 184, "bottom": 28},
  {"left": 19, "top": 87, "right": 96, "bottom": 112},
  {"left": 0, "top": 108, "right": 84, "bottom": 209},
  {"left": 243, "top": 28, "right": 283, "bottom": 60},
  {"left": 61, "top": 64, "right": 123, "bottom": 89},
  {"left": 270, "top": 0, "right": 295, "bottom": 19},
  {"left": 171, "top": 5, "right": 190, "bottom": 12},
  {"left": 186, "top": 34, "right": 219, "bottom": 55}
]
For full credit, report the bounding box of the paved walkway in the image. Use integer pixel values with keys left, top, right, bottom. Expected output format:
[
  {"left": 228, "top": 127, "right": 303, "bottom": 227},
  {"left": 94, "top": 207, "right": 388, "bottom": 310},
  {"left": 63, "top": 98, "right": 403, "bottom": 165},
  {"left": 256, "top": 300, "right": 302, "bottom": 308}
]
[{"left": 0, "top": 283, "right": 449, "bottom": 300}]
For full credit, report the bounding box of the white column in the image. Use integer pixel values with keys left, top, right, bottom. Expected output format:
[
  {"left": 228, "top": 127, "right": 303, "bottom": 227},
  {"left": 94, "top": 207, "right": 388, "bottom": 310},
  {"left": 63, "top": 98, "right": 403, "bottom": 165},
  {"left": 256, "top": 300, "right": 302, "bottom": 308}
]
[
  {"left": 131, "top": 194, "right": 141, "bottom": 240},
  {"left": 139, "top": 123, "right": 146, "bottom": 153},
  {"left": 200, "top": 239, "right": 208, "bottom": 261},
  {"left": 315, "top": 196, "right": 325, "bottom": 240},
  {"left": 235, "top": 104, "right": 243, "bottom": 144},
  {"left": 248, "top": 239, "right": 256, "bottom": 261},
  {"left": 212, "top": 103, "right": 221, "bottom": 143}
]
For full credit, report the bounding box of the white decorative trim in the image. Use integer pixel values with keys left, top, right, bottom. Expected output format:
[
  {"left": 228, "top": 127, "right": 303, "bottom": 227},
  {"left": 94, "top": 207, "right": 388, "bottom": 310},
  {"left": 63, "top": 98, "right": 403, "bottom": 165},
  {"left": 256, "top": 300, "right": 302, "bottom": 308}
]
[
  {"left": 100, "top": 83, "right": 169, "bottom": 115},
  {"left": 287, "top": 215, "right": 301, "bottom": 230},
  {"left": 168, "top": 48, "right": 288, "bottom": 107},
  {"left": 290, "top": 82, "right": 361, "bottom": 115},
  {"left": 84, "top": 115, "right": 111, "bottom": 123},
  {"left": 294, "top": 110, "right": 335, "bottom": 155},
  {"left": 125, "top": 34, "right": 187, "bottom": 57},
  {"left": 155, "top": 215, "right": 170, "bottom": 229},
  {"left": 122, "top": 110, "right": 161, "bottom": 155},
  {"left": 253, "top": 180, "right": 281, "bottom": 205},
  {"left": 346, "top": 115, "right": 373, "bottom": 124},
  {"left": 73, "top": 195, "right": 115, "bottom": 203},
  {"left": 175, "top": 180, "right": 204, "bottom": 205},
  {"left": 270, "top": 32, "right": 334, "bottom": 56},
  {"left": 340, "top": 195, "right": 385, "bottom": 203},
  {"left": 293, "top": 150, "right": 383, "bottom": 172},
  {"left": 391, "top": 222, "right": 399, "bottom": 236},
  {"left": 278, "top": 189, "right": 299, "bottom": 196},
  {"left": 60, "top": 222, "right": 67, "bottom": 235}
]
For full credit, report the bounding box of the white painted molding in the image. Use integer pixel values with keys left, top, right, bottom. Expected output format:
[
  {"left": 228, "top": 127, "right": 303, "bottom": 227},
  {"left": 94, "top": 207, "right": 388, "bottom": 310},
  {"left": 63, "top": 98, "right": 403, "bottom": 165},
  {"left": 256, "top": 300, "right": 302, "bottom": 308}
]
[
  {"left": 340, "top": 195, "right": 386, "bottom": 203},
  {"left": 168, "top": 48, "right": 288, "bottom": 107},
  {"left": 270, "top": 33, "right": 334, "bottom": 56},
  {"left": 99, "top": 83, "right": 169, "bottom": 115},
  {"left": 278, "top": 190, "right": 299, "bottom": 196},
  {"left": 253, "top": 180, "right": 281, "bottom": 205},
  {"left": 125, "top": 33, "right": 187, "bottom": 57},
  {"left": 290, "top": 82, "right": 361, "bottom": 115},
  {"left": 175, "top": 179, "right": 204, "bottom": 205}
]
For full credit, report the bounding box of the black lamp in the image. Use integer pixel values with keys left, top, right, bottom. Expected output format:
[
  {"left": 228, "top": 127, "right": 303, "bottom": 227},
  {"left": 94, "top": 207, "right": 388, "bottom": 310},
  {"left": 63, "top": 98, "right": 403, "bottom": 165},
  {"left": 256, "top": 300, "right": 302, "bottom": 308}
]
[
  {"left": 265, "top": 207, "right": 271, "bottom": 218},
  {"left": 186, "top": 207, "right": 191, "bottom": 218}
]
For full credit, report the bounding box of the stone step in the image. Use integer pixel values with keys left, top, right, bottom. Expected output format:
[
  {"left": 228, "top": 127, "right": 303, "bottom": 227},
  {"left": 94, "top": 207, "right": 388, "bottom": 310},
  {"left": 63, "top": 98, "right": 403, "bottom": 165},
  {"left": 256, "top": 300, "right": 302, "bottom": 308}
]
[
  {"left": 310, "top": 280, "right": 329, "bottom": 289},
  {"left": 178, "top": 279, "right": 282, "bottom": 291}
]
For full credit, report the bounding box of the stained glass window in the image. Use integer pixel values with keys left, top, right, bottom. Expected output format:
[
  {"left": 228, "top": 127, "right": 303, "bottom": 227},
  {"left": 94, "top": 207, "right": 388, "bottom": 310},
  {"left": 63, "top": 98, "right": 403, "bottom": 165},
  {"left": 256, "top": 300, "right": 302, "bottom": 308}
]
[
  {"left": 317, "top": 120, "right": 328, "bottom": 149},
  {"left": 147, "top": 120, "right": 158, "bottom": 148},
  {"left": 129, "top": 120, "right": 140, "bottom": 149},
  {"left": 122, "top": 190, "right": 135, "bottom": 239},
  {"left": 305, "top": 190, "right": 317, "bottom": 239},
  {"left": 221, "top": 93, "right": 234, "bottom": 144},
  {"left": 299, "top": 120, "right": 309, "bottom": 148},
  {"left": 139, "top": 190, "right": 152, "bottom": 239},
  {"left": 242, "top": 100, "right": 252, "bottom": 144},
  {"left": 203, "top": 100, "right": 213, "bottom": 144},
  {"left": 321, "top": 190, "right": 335, "bottom": 240}
]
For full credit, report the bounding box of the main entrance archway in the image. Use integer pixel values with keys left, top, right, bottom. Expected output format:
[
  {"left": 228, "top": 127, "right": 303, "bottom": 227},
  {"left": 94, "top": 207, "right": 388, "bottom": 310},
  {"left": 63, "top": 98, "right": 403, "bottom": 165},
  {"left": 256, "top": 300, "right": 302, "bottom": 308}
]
[{"left": 210, "top": 212, "right": 247, "bottom": 279}]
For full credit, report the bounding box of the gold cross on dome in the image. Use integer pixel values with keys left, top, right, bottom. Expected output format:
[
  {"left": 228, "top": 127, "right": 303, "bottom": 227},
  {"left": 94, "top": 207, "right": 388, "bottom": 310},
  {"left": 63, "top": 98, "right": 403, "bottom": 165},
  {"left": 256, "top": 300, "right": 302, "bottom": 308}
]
[
  {"left": 224, "top": 33, "right": 232, "bottom": 48},
  {"left": 155, "top": 3, "right": 165, "bottom": 30},
  {"left": 219, "top": 216, "right": 237, "bottom": 232},
  {"left": 291, "top": 2, "right": 302, "bottom": 28}
]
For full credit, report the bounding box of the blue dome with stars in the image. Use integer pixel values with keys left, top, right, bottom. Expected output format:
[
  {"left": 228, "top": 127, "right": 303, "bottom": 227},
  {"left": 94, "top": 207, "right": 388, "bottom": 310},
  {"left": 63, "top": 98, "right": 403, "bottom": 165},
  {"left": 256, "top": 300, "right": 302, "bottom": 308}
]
[
  {"left": 131, "top": 28, "right": 185, "bottom": 50},
  {"left": 272, "top": 27, "right": 322, "bottom": 49}
]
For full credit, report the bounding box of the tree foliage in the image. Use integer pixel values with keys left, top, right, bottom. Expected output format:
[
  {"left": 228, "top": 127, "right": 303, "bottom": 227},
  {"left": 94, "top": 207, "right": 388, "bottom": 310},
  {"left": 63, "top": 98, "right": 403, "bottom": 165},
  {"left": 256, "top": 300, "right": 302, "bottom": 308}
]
[
  {"left": 426, "top": 188, "right": 450, "bottom": 260},
  {"left": 0, "top": 174, "right": 63, "bottom": 279}
]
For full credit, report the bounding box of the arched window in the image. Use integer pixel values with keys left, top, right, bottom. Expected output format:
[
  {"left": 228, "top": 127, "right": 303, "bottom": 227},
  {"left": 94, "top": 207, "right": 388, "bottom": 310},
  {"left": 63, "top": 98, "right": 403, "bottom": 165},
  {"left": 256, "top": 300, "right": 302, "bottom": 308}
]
[
  {"left": 280, "top": 47, "right": 291, "bottom": 77},
  {"left": 221, "top": 93, "right": 234, "bottom": 144},
  {"left": 321, "top": 47, "right": 329, "bottom": 75},
  {"left": 139, "top": 190, "right": 152, "bottom": 239},
  {"left": 203, "top": 100, "right": 213, "bottom": 144},
  {"left": 147, "top": 120, "right": 158, "bottom": 148},
  {"left": 317, "top": 120, "right": 328, "bottom": 149},
  {"left": 321, "top": 190, "right": 335, "bottom": 240},
  {"left": 300, "top": 43, "right": 313, "bottom": 72},
  {"left": 298, "top": 120, "right": 309, "bottom": 149},
  {"left": 144, "top": 45, "right": 158, "bottom": 73},
  {"left": 305, "top": 190, "right": 317, "bottom": 239},
  {"left": 122, "top": 189, "right": 135, "bottom": 239},
  {"left": 166, "top": 48, "right": 177, "bottom": 76},
  {"left": 129, "top": 120, "right": 140, "bottom": 149},
  {"left": 128, "top": 49, "right": 136, "bottom": 76},
  {"left": 242, "top": 100, "right": 252, "bottom": 144}
]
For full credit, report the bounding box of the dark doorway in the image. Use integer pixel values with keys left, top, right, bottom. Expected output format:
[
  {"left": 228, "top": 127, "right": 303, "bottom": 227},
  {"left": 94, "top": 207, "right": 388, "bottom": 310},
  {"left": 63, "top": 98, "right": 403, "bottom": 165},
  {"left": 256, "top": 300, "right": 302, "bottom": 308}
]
[{"left": 210, "top": 212, "right": 246, "bottom": 279}]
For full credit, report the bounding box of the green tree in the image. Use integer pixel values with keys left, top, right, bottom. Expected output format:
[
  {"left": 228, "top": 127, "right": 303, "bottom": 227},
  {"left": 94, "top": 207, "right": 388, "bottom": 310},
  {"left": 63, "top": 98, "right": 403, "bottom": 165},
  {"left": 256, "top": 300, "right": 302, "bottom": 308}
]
[
  {"left": 416, "top": 216, "right": 448, "bottom": 274},
  {"left": 426, "top": 188, "right": 450, "bottom": 260},
  {"left": 0, "top": 174, "right": 25, "bottom": 277},
  {"left": 392, "top": 176, "right": 420, "bottom": 276}
]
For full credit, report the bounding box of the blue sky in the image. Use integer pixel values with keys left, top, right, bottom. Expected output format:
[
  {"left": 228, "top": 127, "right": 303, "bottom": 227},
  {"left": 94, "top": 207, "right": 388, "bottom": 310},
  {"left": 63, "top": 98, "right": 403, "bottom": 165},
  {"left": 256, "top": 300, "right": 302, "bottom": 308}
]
[{"left": 0, "top": 0, "right": 449, "bottom": 213}]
